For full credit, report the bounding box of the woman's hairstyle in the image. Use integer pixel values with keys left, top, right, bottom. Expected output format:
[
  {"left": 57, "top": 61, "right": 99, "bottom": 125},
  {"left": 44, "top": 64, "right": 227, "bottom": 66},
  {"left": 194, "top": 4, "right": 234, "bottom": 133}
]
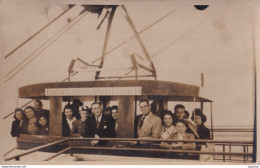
[
  {"left": 175, "top": 119, "right": 189, "bottom": 128},
  {"left": 36, "top": 114, "right": 49, "bottom": 128},
  {"left": 161, "top": 110, "right": 174, "bottom": 125},
  {"left": 24, "top": 106, "right": 36, "bottom": 114},
  {"left": 191, "top": 108, "right": 207, "bottom": 123},
  {"left": 13, "top": 108, "right": 25, "bottom": 120}
]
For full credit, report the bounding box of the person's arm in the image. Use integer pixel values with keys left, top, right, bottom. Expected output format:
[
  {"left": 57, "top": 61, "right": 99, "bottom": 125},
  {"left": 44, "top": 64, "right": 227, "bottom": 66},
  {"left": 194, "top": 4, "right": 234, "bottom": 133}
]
[
  {"left": 11, "top": 121, "right": 18, "bottom": 137},
  {"left": 151, "top": 118, "right": 162, "bottom": 139},
  {"left": 181, "top": 134, "right": 196, "bottom": 150}
]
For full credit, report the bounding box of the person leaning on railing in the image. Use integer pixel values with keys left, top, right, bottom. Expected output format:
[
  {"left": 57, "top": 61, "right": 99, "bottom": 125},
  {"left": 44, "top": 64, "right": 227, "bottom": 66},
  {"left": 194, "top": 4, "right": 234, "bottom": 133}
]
[
  {"left": 160, "top": 110, "right": 177, "bottom": 139},
  {"left": 11, "top": 108, "right": 26, "bottom": 137},
  {"left": 36, "top": 114, "right": 49, "bottom": 135},
  {"left": 173, "top": 104, "right": 199, "bottom": 138},
  {"left": 160, "top": 119, "right": 196, "bottom": 150},
  {"left": 191, "top": 108, "right": 210, "bottom": 150},
  {"left": 21, "top": 106, "right": 39, "bottom": 135},
  {"left": 70, "top": 106, "right": 90, "bottom": 137}
]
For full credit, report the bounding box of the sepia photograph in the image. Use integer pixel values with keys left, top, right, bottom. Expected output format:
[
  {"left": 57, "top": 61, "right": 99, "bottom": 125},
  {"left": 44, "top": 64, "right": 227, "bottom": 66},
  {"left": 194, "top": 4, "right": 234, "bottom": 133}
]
[{"left": 0, "top": 0, "right": 258, "bottom": 165}]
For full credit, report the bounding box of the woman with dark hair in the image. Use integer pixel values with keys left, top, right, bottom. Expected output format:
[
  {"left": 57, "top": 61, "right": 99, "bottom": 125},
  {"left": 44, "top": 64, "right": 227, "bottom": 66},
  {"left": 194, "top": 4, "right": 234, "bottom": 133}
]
[
  {"left": 11, "top": 108, "right": 25, "bottom": 137},
  {"left": 191, "top": 108, "right": 210, "bottom": 149},
  {"left": 21, "top": 106, "right": 39, "bottom": 135},
  {"left": 36, "top": 115, "right": 49, "bottom": 135},
  {"left": 62, "top": 105, "right": 76, "bottom": 137},
  {"left": 160, "top": 119, "right": 195, "bottom": 150},
  {"left": 160, "top": 110, "right": 176, "bottom": 139}
]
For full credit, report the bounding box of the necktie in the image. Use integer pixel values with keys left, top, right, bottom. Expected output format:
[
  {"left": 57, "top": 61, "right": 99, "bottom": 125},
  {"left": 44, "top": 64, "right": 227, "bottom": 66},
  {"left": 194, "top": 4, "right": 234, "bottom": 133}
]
[
  {"left": 139, "top": 116, "right": 145, "bottom": 129},
  {"left": 96, "top": 117, "right": 100, "bottom": 128}
]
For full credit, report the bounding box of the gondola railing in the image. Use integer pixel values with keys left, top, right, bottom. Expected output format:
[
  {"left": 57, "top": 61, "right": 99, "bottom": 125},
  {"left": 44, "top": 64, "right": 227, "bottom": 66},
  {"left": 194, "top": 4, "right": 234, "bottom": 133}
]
[{"left": 4, "top": 137, "right": 254, "bottom": 162}]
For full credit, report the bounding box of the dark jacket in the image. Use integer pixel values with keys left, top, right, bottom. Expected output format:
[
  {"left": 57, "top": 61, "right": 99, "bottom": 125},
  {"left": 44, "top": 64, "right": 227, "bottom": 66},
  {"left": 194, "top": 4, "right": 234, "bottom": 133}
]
[
  {"left": 62, "top": 116, "right": 71, "bottom": 137},
  {"left": 85, "top": 115, "right": 115, "bottom": 139},
  {"left": 195, "top": 124, "right": 210, "bottom": 150},
  {"left": 11, "top": 120, "right": 23, "bottom": 137},
  {"left": 197, "top": 124, "right": 210, "bottom": 139}
]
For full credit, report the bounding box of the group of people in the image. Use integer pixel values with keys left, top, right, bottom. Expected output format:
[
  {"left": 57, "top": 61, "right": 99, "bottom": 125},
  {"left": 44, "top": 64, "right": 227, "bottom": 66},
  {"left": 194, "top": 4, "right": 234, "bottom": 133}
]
[
  {"left": 11, "top": 98, "right": 210, "bottom": 150},
  {"left": 11, "top": 99, "right": 49, "bottom": 137},
  {"left": 137, "top": 101, "right": 210, "bottom": 150}
]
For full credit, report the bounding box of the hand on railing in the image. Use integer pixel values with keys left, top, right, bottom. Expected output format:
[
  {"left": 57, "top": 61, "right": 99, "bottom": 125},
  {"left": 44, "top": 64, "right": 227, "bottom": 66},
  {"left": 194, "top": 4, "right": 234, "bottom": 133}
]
[{"left": 91, "top": 134, "right": 99, "bottom": 145}]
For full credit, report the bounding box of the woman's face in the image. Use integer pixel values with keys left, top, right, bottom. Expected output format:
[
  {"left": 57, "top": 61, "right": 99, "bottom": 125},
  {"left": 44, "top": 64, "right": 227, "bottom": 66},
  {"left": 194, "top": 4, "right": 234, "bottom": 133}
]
[
  {"left": 39, "top": 117, "right": 47, "bottom": 126},
  {"left": 176, "top": 122, "right": 187, "bottom": 134},
  {"left": 80, "top": 111, "right": 88, "bottom": 121},
  {"left": 163, "top": 114, "right": 173, "bottom": 127},
  {"left": 15, "top": 111, "right": 23, "bottom": 120},
  {"left": 194, "top": 115, "right": 202, "bottom": 126},
  {"left": 65, "top": 108, "right": 73, "bottom": 119},
  {"left": 25, "top": 109, "right": 35, "bottom": 119}
]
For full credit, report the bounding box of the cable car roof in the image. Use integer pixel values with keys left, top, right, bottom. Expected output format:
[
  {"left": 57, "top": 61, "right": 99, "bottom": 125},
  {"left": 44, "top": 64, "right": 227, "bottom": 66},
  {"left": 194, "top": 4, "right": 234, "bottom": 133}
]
[{"left": 18, "top": 80, "right": 212, "bottom": 102}]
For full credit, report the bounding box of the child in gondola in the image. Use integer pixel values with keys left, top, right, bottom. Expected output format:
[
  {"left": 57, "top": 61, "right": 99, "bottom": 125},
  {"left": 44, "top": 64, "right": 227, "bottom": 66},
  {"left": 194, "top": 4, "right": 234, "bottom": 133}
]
[{"left": 160, "top": 119, "right": 195, "bottom": 150}]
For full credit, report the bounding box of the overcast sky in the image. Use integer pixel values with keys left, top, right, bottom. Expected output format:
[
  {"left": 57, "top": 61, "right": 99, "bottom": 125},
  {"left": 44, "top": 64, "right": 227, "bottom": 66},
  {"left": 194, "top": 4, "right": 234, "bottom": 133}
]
[{"left": 0, "top": 1, "right": 258, "bottom": 154}]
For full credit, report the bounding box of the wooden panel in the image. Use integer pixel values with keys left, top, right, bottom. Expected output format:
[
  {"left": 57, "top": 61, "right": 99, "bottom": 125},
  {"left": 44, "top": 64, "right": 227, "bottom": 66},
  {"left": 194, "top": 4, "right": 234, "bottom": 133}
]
[
  {"left": 117, "top": 96, "right": 135, "bottom": 138},
  {"left": 49, "top": 97, "right": 62, "bottom": 136}
]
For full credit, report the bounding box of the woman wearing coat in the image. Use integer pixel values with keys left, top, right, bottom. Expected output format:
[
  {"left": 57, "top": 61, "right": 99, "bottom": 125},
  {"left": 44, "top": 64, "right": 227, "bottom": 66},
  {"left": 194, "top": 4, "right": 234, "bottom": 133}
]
[{"left": 11, "top": 108, "right": 25, "bottom": 137}]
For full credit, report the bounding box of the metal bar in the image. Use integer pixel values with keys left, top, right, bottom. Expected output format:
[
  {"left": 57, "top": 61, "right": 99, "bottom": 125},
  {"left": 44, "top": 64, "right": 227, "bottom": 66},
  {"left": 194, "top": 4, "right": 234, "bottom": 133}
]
[
  {"left": 223, "top": 144, "right": 225, "bottom": 162},
  {"left": 70, "top": 139, "right": 73, "bottom": 156},
  {"left": 213, "top": 129, "right": 254, "bottom": 132},
  {"left": 68, "top": 137, "right": 253, "bottom": 144},
  {"left": 243, "top": 145, "right": 246, "bottom": 163},
  {"left": 3, "top": 99, "right": 34, "bottom": 119},
  {"left": 122, "top": 5, "right": 157, "bottom": 79},
  {"left": 4, "top": 5, "right": 75, "bottom": 59},
  {"left": 3, "top": 147, "right": 17, "bottom": 157},
  {"left": 229, "top": 143, "right": 231, "bottom": 160},
  {"left": 98, "top": 74, "right": 154, "bottom": 79},
  {"left": 210, "top": 102, "right": 214, "bottom": 139},
  {"left": 73, "top": 146, "right": 252, "bottom": 156},
  {"left": 43, "top": 147, "right": 71, "bottom": 161},
  {"left": 246, "top": 145, "right": 249, "bottom": 161},
  {"left": 4, "top": 10, "right": 88, "bottom": 84},
  {"left": 95, "top": 6, "right": 117, "bottom": 80},
  {"left": 4, "top": 139, "right": 69, "bottom": 161}
]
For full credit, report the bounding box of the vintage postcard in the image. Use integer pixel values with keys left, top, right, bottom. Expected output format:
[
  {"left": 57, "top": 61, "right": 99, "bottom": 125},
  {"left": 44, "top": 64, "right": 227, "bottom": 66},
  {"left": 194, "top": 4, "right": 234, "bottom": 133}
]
[{"left": 0, "top": 0, "right": 258, "bottom": 165}]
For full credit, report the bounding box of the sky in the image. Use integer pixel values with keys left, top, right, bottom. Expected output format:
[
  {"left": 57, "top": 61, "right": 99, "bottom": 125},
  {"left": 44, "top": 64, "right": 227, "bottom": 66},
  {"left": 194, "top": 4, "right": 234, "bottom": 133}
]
[{"left": 0, "top": 0, "right": 258, "bottom": 161}]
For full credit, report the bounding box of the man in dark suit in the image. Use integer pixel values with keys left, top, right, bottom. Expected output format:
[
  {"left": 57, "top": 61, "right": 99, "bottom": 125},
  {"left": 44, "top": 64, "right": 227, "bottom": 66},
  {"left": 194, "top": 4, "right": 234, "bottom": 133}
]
[{"left": 85, "top": 102, "right": 115, "bottom": 145}]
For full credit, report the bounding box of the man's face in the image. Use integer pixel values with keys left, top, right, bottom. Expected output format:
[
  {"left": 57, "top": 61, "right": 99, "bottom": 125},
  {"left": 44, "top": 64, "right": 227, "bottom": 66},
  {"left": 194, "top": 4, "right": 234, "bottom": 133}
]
[
  {"left": 80, "top": 111, "right": 88, "bottom": 121},
  {"left": 34, "top": 102, "right": 42, "bottom": 111},
  {"left": 139, "top": 101, "right": 150, "bottom": 116},
  {"left": 111, "top": 109, "right": 118, "bottom": 120},
  {"left": 92, "top": 104, "right": 102, "bottom": 117},
  {"left": 175, "top": 108, "right": 185, "bottom": 119},
  {"left": 65, "top": 108, "right": 73, "bottom": 119}
]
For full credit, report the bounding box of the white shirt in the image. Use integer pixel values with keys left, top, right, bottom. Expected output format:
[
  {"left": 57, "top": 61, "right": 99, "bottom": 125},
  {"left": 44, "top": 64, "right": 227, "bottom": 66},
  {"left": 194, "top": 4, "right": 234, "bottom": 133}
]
[
  {"left": 66, "top": 117, "right": 76, "bottom": 130},
  {"left": 161, "top": 125, "right": 176, "bottom": 139},
  {"left": 177, "top": 133, "right": 184, "bottom": 145}
]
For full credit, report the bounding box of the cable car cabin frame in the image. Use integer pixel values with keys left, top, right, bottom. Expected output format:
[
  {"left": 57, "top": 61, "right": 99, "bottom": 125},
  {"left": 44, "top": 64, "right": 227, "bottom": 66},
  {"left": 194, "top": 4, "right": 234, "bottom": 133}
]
[{"left": 16, "top": 80, "right": 213, "bottom": 156}]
